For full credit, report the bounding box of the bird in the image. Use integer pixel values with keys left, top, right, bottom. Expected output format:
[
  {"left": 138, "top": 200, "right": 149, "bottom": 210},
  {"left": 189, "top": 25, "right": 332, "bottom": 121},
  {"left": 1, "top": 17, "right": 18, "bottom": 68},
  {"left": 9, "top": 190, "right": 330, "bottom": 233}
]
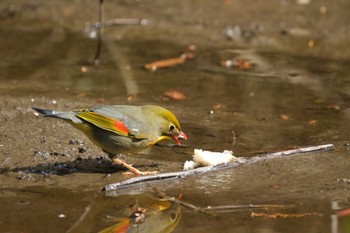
[{"left": 32, "top": 105, "right": 187, "bottom": 175}]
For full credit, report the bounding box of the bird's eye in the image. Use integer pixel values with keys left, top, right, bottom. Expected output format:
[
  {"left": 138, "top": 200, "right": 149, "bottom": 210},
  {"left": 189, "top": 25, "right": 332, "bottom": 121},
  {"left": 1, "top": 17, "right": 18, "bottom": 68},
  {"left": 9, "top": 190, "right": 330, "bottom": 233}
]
[{"left": 169, "top": 125, "right": 175, "bottom": 131}]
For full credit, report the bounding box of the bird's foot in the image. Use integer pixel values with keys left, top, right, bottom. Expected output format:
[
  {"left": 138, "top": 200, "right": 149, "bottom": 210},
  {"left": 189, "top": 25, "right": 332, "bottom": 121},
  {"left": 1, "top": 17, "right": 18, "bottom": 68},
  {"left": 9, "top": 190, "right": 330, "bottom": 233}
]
[
  {"left": 112, "top": 158, "right": 158, "bottom": 176},
  {"left": 122, "top": 170, "right": 159, "bottom": 176}
]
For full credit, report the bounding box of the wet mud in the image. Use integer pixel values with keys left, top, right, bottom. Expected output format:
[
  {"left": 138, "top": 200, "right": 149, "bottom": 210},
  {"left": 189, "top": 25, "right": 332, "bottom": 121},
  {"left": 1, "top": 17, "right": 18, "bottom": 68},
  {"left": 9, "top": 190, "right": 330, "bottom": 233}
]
[{"left": 1, "top": 0, "right": 350, "bottom": 232}]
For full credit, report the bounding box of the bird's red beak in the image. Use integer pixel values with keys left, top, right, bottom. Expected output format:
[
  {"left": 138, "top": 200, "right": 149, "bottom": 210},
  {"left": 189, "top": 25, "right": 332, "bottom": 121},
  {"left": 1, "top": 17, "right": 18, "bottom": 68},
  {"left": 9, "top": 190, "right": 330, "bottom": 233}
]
[{"left": 172, "top": 131, "right": 187, "bottom": 145}]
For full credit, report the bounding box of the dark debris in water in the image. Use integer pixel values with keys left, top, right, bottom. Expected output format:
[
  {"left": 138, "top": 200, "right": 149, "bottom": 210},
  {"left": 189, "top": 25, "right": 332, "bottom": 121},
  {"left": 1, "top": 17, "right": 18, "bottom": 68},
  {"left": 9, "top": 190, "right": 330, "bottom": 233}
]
[{"left": 4, "top": 158, "right": 123, "bottom": 176}]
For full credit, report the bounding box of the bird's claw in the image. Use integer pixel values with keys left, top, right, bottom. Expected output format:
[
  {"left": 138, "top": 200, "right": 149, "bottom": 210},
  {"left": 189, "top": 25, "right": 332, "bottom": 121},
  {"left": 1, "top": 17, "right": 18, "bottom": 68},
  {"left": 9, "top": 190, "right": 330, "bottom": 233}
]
[
  {"left": 112, "top": 158, "right": 158, "bottom": 176},
  {"left": 122, "top": 170, "right": 159, "bottom": 176}
]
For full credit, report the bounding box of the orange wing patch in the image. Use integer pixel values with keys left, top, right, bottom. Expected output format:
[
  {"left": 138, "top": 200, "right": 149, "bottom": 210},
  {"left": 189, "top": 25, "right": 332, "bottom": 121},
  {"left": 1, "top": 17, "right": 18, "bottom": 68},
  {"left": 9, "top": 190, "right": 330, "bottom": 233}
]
[
  {"left": 113, "top": 120, "right": 129, "bottom": 135},
  {"left": 76, "top": 111, "right": 129, "bottom": 136}
]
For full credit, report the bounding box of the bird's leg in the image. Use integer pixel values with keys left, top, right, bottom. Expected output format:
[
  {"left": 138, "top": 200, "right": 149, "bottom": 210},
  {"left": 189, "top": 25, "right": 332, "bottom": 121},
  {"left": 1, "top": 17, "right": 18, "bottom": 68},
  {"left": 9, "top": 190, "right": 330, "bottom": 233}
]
[{"left": 111, "top": 158, "right": 158, "bottom": 176}]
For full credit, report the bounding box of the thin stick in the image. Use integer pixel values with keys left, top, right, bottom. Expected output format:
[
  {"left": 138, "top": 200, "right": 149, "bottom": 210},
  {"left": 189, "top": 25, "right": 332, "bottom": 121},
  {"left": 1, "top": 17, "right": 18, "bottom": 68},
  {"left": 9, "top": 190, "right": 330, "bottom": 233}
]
[
  {"left": 103, "top": 18, "right": 143, "bottom": 27},
  {"left": 150, "top": 187, "right": 214, "bottom": 216},
  {"left": 93, "top": 0, "right": 104, "bottom": 66},
  {"left": 231, "top": 130, "right": 236, "bottom": 146},
  {"left": 104, "top": 144, "right": 334, "bottom": 191},
  {"left": 66, "top": 205, "right": 92, "bottom": 233},
  {"left": 161, "top": 196, "right": 214, "bottom": 215},
  {"left": 204, "top": 204, "right": 288, "bottom": 211},
  {"left": 144, "top": 56, "right": 187, "bottom": 70},
  {"left": 251, "top": 211, "right": 322, "bottom": 218},
  {"left": 149, "top": 187, "right": 287, "bottom": 215}
]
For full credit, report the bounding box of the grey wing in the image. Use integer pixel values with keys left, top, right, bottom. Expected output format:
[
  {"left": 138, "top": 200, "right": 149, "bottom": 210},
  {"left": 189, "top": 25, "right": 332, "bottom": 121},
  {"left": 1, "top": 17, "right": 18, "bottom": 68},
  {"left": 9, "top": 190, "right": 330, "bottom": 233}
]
[{"left": 90, "top": 105, "right": 151, "bottom": 139}]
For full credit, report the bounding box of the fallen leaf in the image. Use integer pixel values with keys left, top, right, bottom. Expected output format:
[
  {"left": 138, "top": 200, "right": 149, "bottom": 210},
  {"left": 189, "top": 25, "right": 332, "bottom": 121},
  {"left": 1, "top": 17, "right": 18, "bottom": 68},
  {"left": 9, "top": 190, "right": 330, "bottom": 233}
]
[
  {"left": 308, "top": 40, "right": 314, "bottom": 48},
  {"left": 234, "top": 59, "right": 252, "bottom": 70},
  {"left": 63, "top": 7, "right": 74, "bottom": 17},
  {"left": 127, "top": 94, "right": 137, "bottom": 102},
  {"left": 314, "top": 99, "right": 324, "bottom": 104},
  {"left": 270, "top": 185, "right": 281, "bottom": 189},
  {"left": 320, "top": 6, "right": 327, "bottom": 14},
  {"left": 337, "top": 208, "right": 350, "bottom": 217},
  {"left": 163, "top": 90, "right": 187, "bottom": 100},
  {"left": 328, "top": 104, "right": 341, "bottom": 110},
  {"left": 97, "top": 98, "right": 106, "bottom": 103},
  {"left": 213, "top": 104, "right": 222, "bottom": 110},
  {"left": 221, "top": 59, "right": 255, "bottom": 70},
  {"left": 279, "top": 114, "right": 289, "bottom": 120},
  {"left": 309, "top": 120, "right": 317, "bottom": 125},
  {"left": 185, "top": 44, "right": 197, "bottom": 52},
  {"left": 77, "top": 93, "right": 87, "bottom": 98}
]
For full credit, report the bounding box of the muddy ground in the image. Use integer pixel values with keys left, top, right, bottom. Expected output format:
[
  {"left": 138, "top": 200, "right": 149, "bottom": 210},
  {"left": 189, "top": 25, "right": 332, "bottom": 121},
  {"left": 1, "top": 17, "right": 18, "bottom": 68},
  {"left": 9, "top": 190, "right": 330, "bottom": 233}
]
[{"left": 1, "top": 0, "right": 350, "bottom": 232}]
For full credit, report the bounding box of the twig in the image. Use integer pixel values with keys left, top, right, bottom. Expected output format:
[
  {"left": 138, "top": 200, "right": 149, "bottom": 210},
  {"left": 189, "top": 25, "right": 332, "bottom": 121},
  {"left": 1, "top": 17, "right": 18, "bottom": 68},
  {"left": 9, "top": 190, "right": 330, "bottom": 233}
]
[
  {"left": 231, "top": 130, "right": 236, "bottom": 146},
  {"left": 103, "top": 18, "right": 145, "bottom": 27},
  {"left": 161, "top": 196, "right": 214, "bottom": 216},
  {"left": 144, "top": 54, "right": 192, "bottom": 71},
  {"left": 66, "top": 205, "right": 92, "bottom": 233},
  {"left": 204, "top": 204, "right": 288, "bottom": 211},
  {"left": 149, "top": 187, "right": 213, "bottom": 216},
  {"left": 251, "top": 211, "right": 322, "bottom": 218},
  {"left": 88, "top": 18, "right": 146, "bottom": 30},
  {"left": 104, "top": 144, "right": 334, "bottom": 191},
  {"left": 245, "top": 144, "right": 334, "bottom": 164},
  {"left": 93, "top": 0, "right": 104, "bottom": 66},
  {"left": 337, "top": 208, "right": 350, "bottom": 217},
  {"left": 104, "top": 165, "right": 218, "bottom": 192},
  {"left": 150, "top": 187, "right": 288, "bottom": 215}
]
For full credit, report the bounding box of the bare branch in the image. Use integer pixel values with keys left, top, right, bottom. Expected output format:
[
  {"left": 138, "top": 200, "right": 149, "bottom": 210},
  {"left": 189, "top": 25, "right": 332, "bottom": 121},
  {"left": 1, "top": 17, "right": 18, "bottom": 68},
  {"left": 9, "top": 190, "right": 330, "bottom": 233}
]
[{"left": 104, "top": 144, "right": 334, "bottom": 192}]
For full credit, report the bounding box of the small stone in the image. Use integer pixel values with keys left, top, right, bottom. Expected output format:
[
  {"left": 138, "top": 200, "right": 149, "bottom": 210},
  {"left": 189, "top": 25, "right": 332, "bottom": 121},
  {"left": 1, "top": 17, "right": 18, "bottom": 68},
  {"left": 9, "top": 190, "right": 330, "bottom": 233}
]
[
  {"left": 69, "top": 139, "right": 83, "bottom": 145},
  {"left": 81, "top": 66, "right": 88, "bottom": 73},
  {"left": 78, "top": 147, "right": 87, "bottom": 153}
]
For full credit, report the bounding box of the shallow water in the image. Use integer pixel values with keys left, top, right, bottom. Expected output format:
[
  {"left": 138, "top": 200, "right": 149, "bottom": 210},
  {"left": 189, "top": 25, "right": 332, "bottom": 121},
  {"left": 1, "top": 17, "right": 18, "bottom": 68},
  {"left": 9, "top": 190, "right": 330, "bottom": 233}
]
[{"left": 1, "top": 1, "right": 350, "bottom": 232}]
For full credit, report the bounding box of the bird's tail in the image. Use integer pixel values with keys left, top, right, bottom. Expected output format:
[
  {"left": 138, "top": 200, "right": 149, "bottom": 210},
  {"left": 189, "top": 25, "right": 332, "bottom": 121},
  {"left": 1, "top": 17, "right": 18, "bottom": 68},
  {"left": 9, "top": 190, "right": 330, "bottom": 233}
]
[
  {"left": 32, "top": 107, "right": 56, "bottom": 116},
  {"left": 32, "top": 107, "right": 81, "bottom": 123}
]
